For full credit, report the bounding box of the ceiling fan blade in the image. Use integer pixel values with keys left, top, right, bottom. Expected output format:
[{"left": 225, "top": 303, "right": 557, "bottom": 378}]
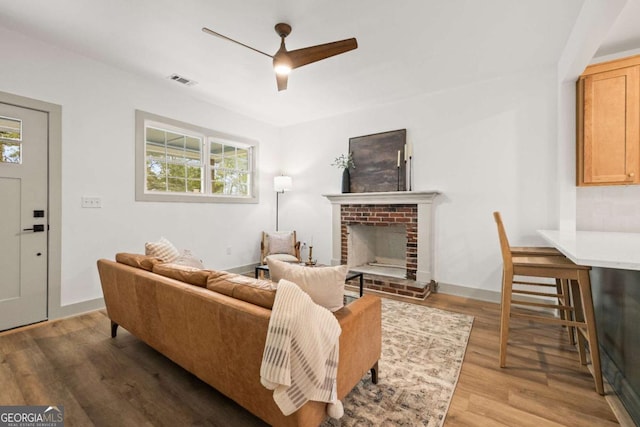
[
  {"left": 202, "top": 27, "right": 272, "bottom": 58},
  {"left": 287, "top": 38, "right": 357, "bottom": 69},
  {"left": 276, "top": 73, "right": 288, "bottom": 91}
]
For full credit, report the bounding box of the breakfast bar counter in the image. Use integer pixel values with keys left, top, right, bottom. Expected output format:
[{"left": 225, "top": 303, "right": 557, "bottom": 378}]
[
  {"left": 537, "top": 230, "right": 640, "bottom": 271},
  {"left": 538, "top": 229, "right": 640, "bottom": 423}
]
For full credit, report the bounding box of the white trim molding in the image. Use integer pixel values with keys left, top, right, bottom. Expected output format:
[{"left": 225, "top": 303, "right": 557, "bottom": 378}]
[{"left": 323, "top": 191, "right": 440, "bottom": 283}]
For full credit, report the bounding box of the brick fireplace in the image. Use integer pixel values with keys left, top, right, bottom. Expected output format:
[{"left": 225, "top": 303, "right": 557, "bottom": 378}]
[
  {"left": 341, "top": 204, "right": 418, "bottom": 279},
  {"left": 324, "top": 191, "right": 439, "bottom": 298}
]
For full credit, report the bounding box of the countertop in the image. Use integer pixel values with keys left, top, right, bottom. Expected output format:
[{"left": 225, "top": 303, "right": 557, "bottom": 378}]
[{"left": 538, "top": 230, "right": 640, "bottom": 271}]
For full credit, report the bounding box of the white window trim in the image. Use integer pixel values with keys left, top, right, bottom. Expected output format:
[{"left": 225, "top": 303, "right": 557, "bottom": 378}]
[{"left": 135, "top": 110, "right": 258, "bottom": 203}]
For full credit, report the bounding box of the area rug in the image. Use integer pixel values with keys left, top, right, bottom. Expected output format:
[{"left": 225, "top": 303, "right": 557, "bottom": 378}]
[{"left": 322, "top": 297, "right": 474, "bottom": 427}]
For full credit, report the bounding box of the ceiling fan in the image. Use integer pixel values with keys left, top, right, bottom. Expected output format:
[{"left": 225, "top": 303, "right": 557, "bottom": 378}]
[{"left": 202, "top": 23, "right": 358, "bottom": 91}]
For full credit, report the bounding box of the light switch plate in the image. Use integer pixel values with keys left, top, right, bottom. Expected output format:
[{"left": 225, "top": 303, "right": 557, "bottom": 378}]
[{"left": 81, "top": 196, "right": 102, "bottom": 208}]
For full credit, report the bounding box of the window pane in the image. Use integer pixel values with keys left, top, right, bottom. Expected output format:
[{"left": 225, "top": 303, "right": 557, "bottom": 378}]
[
  {"left": 187, "top": 179, "right": 201, "bottom": 193},
  {"left": 145, "top": 125, "right": 203, "bottom": 193},
  {"left": 186, "top": 136, "right": 200, "bottom": 153},
  {"left": 208, "top": 141, "right": 252, "bottom": 196},
  {"left": 167, "top": 163, "right": 186, "bottom": 178},
  {"left": 0, "top": 142, "right": 21, "bottom": 164},
  {"left": 146, "top": 159, "right": 166, "bottom": 191},
  {"left": 0, "top": 116, "right": 21, "bottom": 141},
  {"left": 236, "top": 148, "right": 248, "bottom": 169},
  {"left": 211, "top": 170, "right": 225, "bottom": 194},
  {"left": 166, "top": 131, "right": 185, "bottom": 150},
  {"left": 210, "top": 142, "right": 223, "bottom": 170},
  {"left": 167, "top": 177, "right": 186, "bottom": 192},
  {"left": 186, "top": 166, "right": 201, "bottom": 179}
]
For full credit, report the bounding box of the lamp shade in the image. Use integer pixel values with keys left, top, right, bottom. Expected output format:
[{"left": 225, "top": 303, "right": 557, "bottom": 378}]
[{"left": 274, "top": 175, "right": 292, "bottom": 192}]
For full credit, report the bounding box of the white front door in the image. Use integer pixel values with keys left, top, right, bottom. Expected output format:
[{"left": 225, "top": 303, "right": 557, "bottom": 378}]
[{"left": 0, "top": 103, "right": 48, "bottom": 331}]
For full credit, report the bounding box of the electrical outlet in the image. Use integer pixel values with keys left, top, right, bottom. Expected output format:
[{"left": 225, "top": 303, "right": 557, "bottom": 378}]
[{"left": 81, "top": 196, "right": 102, "bottom": 208}]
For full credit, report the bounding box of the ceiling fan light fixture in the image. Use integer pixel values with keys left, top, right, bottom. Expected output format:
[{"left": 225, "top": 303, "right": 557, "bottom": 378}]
[
  {"left": 274, "top": 64, "right": 291, "bottom": 76},
  {"left": 273, "top": 46, "right": 292, "bottom": 76}
]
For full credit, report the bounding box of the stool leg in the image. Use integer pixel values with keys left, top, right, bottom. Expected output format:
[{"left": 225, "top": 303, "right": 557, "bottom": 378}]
[
  {"left": 499, "top": 268, "right": 513, "bottom": 368},
  {"left": 558, "top": 279, "right": 576, "bottom": 345},
  {"left": 577, "top": 270, "right": 604, "bottom": 395},
  {"left": 570, "top": 280, "right": 587, "bottom": 365}
]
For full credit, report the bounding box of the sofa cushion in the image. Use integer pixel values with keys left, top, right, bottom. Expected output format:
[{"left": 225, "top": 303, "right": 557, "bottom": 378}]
[
  {"left": 267, "top": 259, "right": 347, "bottom": 312},
  {"left": 152, "top": 263, "right": 211, "bottom": 288},
  {"left": 264, "top": 253, "right": 299, "bottom": 264},
  {"left": 206, "top": 271, "right": 276, "bottom": 309},
  {"left": 115, "top": 253, "right": 163, "bottom": 271},
  {"left": 145, "top": 237, "right": 180, "bottom": 262}
]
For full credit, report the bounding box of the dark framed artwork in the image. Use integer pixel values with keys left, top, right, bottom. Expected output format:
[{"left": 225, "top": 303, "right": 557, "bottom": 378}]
[{"left": 348, "top": 129, "right": 407, "bottom": 193}]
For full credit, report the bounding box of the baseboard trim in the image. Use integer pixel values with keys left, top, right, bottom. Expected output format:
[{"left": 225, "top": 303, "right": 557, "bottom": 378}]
[
  {"left": 227, "top": 263, "right": 260, "bottom": 276},
  {"left": 437, "top": 282, "right": 502, "bottom": 303},
  {"left": 50, "top": 297, "right": 105, "bottom": 320}
]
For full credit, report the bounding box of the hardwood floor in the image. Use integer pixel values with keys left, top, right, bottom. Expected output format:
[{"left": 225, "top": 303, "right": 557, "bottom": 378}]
[
  {"left": 421, "top": 291, "right": 620, "bottom": 427},
  {"left": 0, "top": 290, "right": 621, "bottom": 426}
]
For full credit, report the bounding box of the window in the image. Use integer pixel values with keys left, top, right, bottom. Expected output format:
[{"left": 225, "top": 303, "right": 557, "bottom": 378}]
[
  {"left": 0, "top": 116, "right": 22, "bottom": 164},
  {"left": 136, "top": 110, "right": 258, "bottom": 203}
]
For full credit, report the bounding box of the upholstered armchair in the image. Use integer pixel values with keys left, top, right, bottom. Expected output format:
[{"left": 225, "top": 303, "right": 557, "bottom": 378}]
[{"left": 260, "top": 231, "right": 301, "bottom": 265}]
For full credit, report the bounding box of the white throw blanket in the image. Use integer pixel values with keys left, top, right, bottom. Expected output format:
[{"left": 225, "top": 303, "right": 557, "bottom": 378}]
[{"left": 260, "top": 279, "right": 343, "bottom": 418}]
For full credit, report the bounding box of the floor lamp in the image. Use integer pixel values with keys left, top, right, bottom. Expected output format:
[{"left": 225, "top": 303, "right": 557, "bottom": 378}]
[{"left": 274, "top": 175, "right": 292, "bottom": 231}]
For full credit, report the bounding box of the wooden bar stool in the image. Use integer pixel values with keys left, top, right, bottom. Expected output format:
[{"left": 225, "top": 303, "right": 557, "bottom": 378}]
[
  {"left": 493, "top": 212, "right": 604, "bottom": 395},
  {"left": 503, "top": 224, "right": 574, "bottom": 344}
]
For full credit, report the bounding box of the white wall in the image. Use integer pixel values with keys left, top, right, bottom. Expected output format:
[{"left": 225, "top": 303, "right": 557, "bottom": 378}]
[
  {"left": 0, "top": 26, "right": 281, "bottom": 307},
  {"left": 575, "top": 47, "right": 640, "bottom": 233},
  {"left": 555, "top": 0, "right": 629, "bottom": 233},
  {"left": 279, "top": 67, "right": 560, "bottom": 295}
]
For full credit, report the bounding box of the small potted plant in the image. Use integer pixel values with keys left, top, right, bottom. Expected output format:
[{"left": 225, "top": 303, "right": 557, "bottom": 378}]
[{"left": 331, "top": 153, "right": 355, "bottom": 193}]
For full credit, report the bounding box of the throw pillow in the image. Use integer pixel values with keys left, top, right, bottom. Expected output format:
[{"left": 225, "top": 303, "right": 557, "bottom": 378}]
[
  {"left": 267, "top": 258, "right": 347, "bottom": 312},
  {"left": 266, "top": 232, "right": 295, "bottom": 255},
  {"left": 172, "top": 249, "right": 205, "bottom": 269},
  {"left": 145, "top": 237, "right": 180, "bottom": 262}
]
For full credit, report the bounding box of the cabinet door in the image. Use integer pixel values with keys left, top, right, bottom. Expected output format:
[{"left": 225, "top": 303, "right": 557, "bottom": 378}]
[{"left": 581, "top": 66, "right": 639, "bottom": 185}]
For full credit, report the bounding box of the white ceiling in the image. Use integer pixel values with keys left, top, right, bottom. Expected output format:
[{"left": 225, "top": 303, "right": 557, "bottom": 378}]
[
  {"left": 596, "top": 0, "right": 640, "bottom": 57},
  {"left": 1, "top": 0, "right": 635, "bottom": 127}
]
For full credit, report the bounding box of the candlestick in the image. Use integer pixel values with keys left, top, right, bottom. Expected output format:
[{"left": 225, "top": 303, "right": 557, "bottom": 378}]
[
  {"left": 404, "top": 144, "right": 407, "bottom": 161},
  {"left": 409, "top": 156, "right": 413, "bottom": 191},
  {"left": 306, "top": 245, "right": 316, "bottom": 266},
  {"left": 397, "top": 150, "right": 400, "bottom": 167}
]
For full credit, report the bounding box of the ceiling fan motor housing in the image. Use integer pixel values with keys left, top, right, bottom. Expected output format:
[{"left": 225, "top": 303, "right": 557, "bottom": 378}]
[{"left": 275, "top": 23, "right": 292, "bottom": 38}]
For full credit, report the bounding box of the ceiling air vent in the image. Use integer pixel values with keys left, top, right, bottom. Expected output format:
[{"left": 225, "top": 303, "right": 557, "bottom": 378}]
[{"left": 168, "top": 74, "right": 197, "bottom": 86}]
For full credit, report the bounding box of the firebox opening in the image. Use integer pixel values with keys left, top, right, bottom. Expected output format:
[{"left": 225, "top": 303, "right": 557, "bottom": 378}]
[{"left": 347, "top": 224, "right": 407, "bottom": 279}]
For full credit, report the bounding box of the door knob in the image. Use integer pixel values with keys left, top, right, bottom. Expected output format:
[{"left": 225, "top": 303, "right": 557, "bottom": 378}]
[
  {"left": 629, "top": 172, "right": 636, "bottom": 178},
  {"left": 23, "top": 224, "right": 45, "bottom": 232}
]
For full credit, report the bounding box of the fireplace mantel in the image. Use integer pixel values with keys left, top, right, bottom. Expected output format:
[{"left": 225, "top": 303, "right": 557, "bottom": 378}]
[
  {"left": 323, "top": 191, "right": 439, "bottom": 205},
  {"left": 322, "top": 191, "right": 441, "bottom": 284}
]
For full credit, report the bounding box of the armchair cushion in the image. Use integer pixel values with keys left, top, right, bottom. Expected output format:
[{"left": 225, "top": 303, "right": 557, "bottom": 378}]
[
  {"left": 264, "top": 254, "right": 299, "bottom": 264},
  {"left": 265, "top": 231, "right": 296, "bottom": 256}
]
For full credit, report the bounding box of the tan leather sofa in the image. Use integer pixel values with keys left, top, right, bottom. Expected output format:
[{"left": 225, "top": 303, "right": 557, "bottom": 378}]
[{"left": 97, "top": 254, "right": 382, "bottom": 427}]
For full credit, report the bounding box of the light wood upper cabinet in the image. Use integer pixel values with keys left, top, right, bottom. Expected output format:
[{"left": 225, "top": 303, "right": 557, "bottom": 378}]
[{"left": 577, "top": 56, "right": 640, "bottom": 186}]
